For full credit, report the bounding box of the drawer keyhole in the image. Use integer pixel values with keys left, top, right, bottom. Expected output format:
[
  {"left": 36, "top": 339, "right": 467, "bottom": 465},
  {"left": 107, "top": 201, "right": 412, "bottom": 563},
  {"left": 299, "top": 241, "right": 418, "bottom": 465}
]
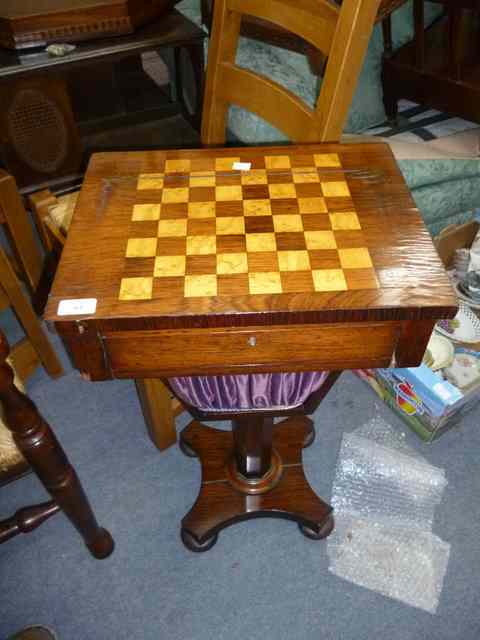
[{"left": 248, "top": 336, "right": 257, "bottom": 347}]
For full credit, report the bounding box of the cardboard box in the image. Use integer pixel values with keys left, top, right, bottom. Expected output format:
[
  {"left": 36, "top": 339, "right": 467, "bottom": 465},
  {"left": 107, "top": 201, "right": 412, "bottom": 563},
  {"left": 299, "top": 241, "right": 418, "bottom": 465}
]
[
  {"left": 357, "top": 357, "right": 480, "bottom": 442},
  {"left": 357, "top": 219, "right": 480, "bottom": 441},
  {"left": 435, "top": 219, "right": 479, "bottom": 269}
]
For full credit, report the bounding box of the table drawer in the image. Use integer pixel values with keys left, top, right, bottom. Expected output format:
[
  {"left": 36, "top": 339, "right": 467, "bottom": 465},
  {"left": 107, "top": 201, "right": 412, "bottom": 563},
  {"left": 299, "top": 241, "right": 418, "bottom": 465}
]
[{"left": 102, "top": 322, "right": 401, "bottom": 377}]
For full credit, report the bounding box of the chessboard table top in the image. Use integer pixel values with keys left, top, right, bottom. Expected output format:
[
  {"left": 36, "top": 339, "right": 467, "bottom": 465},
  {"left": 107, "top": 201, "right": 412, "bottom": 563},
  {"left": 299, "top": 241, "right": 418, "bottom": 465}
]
[{"left": 45, "top": 142, "right": 457, "bottom": 330}]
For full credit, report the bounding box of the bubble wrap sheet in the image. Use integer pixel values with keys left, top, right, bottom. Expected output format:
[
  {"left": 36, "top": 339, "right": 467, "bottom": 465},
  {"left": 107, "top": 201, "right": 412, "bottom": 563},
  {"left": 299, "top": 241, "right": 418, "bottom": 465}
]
[
  {"left": 327, "top": 413, "right": 450, "bottom": 613},
  {"left": 331, "top": 433, "right": 447, "bottom": 529}
]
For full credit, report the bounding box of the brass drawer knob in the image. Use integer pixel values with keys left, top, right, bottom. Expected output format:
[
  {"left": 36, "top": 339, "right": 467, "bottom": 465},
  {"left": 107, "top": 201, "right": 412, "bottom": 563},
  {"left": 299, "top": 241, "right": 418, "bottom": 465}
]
[{"left": 248, "top": 336, "right": 257, "bottom": 347}]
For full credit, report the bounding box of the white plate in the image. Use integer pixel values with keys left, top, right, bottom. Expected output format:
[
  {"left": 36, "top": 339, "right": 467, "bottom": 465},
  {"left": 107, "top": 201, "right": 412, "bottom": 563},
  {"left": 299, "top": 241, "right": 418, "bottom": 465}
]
[
  {"left": 445, "top": 352, "right": 480, "bottom": 390},
  {"left": 435, "top": 302, "right": 480, "bottom": 344},
  {"left": 454, "top": 282, "right": 480, "bottom": 310}
]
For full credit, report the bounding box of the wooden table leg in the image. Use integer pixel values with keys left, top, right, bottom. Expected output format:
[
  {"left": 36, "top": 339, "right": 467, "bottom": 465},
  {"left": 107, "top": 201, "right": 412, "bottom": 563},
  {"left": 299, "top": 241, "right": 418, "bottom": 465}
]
[
  {"left": 135, "top": 378, "right": 177, "bottom": 451},
  {"left": 0, "top": 331, "right": 114, "bottom": 559},
  {"left": 179, "top": 414, "right": 333, "bottom": 552}
]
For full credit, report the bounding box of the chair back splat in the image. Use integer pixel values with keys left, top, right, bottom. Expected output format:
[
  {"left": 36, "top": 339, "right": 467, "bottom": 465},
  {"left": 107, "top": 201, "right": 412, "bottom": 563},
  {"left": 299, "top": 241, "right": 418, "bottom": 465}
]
[{"left": 202, "top": 0, "right": 382, "bottom": 144}]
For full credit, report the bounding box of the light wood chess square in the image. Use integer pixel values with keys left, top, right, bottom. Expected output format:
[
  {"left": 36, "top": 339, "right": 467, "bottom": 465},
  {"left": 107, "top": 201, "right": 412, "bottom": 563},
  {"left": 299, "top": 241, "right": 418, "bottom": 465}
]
[
  {"left": 119, "top": 277, "right": 153, "bottom": 300},
  {"left": 312, "top": 269, "right": 347, "bottom": 291},
  {"left": 329, "top": 212, "right": 361, "bottom": 230},
  {"left": 126, "top": 238, "right": 157, "bottom": 257},
  {"left": 249, "top": 272, "right": 282, "bottom": 294},
  {"left": 304, "top": 231, "right": 337, "bottom": 250},
  {"left": 298, "top": 197, "right": 327, "bottom": 214},
  {"left": 132, "top": 204, "right": 161, "bottom": 220},
  {"left": 188, "top": 202, "right": 216, "bottom": 218},
  {"left": 217, "top": 253, "right": 248, "bottom": 274},
  {"left": 215, "top": 157, "right": 241, "bottom": 171},
  {"left": 273, "top": 215, "right": 303, "bottom": 233},
  {"left": 137, "top": 174, "right": 164, "bottom": 190},
  {"left": 246, "top": 233, "right": 277, "bottom": 252},
  {"left": 190, "top": 172, "right": 216, "bottom": 187},
  {"left": 269, "top": 183, "right": 297, "bottom": 199},
  {"left": 277, "top": 250, "right": 311, "bottom": 272},
  {"left": 265, "top": 156, "right": 291, "bottom": 169},
  {"left": 321, "top": 181, "right": 350, "bottom": 197},
  {"left": 339, "top": 248, "right": 373, "bottom": 269},
  {"left": 243, "top": 200, "right": 272, "bottom": 216},
  {"left": 292, "top": 168, "right": 320, "bottom": 184},
  {"left": 162, "top": 188, "right": 189, "bottom": 204},
  {"left": 158, "top": 219, "right": 187, "bottom": 237},
  {"left": 314, "top": 153, "right": 341, "bottom": 167},
  {"left": 241, "top": 169, "right": 267, "bottom": 185},
  {"left": 165, "top": 159, "right": 191, "bottom": 173},
  {"left": 216, "top": 217, "right": 245, "bottom": 235},
  {"left": 154, "top": 255, "right": 186, "bottom": 277},
  {"left": 186, "top": 235, "right": 216, "bottom": 255},
  {"left": 184, "top": 274, "right": 217, "bottom": 297},
  {"left": 215, "top": 185, "right": 243, "bottom": 201}
]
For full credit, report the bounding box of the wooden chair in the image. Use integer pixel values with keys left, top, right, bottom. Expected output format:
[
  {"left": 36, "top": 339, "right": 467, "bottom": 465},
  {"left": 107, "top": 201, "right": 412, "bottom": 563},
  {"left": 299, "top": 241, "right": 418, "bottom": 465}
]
[
  {"left": 0, "top": 170, "right": 45, "bottom": 298},
  {"left": 202, "top": 0, "right": 382, "bottom": 145},
  {"left": 0, "top": 328, "right": 114, "bottom": 558},
  {"left": 200, "top": 0, "right": 409, "bottom": 74},
  {"left": 0, "top": 172, "right": 63, "bottom": 380}
]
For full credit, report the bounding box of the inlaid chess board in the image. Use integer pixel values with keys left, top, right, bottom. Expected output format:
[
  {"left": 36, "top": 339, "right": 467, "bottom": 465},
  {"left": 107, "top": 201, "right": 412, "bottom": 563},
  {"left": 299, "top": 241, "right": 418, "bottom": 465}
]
[
  {"left": 119, "top": 152, "right": 379, "bottom": 302},
  {"left": 46, "top": 142, "right": 457, "bottom": 333}
]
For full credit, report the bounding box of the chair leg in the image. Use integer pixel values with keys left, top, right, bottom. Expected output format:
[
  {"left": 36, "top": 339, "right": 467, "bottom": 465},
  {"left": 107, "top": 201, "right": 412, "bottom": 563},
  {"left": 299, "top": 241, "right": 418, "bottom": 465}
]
[
  {"left": 0, "top": 247, "right": 63, "bottom": 379},
  {"left": 0, "top": 331, "right": 114, "bottom": 558},
  {"left": 0, "top": 501, "right": 60, "bottom": 544},
  {"left": 135, "top": 378, "right": 178, "bottom": 451}
]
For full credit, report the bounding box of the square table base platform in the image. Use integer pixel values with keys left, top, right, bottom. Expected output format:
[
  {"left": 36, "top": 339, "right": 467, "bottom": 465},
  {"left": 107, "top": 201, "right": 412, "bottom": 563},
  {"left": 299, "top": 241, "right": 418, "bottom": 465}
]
[{"left": 179, "top": 416, "right": 334, "bottom": 552}]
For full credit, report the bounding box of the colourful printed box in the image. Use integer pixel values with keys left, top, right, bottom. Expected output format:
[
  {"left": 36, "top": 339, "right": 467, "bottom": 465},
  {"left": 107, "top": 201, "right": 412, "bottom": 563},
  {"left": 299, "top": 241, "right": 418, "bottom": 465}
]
[{"left": 357, "top": 354, "right": 480, "bottom": 442}]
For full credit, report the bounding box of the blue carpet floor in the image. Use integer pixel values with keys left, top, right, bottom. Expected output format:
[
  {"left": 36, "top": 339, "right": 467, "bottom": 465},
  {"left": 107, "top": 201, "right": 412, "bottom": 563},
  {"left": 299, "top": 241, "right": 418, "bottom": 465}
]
[{"left": 1, "top": 309, "right": 480, "bottom": 640}]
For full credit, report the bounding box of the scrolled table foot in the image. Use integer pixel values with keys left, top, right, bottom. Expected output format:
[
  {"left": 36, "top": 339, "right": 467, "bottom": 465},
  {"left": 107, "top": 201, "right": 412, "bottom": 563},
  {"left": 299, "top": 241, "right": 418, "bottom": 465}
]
[
  {"left": 298, "top": 514, "right": 335, "bottom": 540},
  {"left": 181, "top": 527, "right": 218, "bottom": 552},
  {"left": 302, "top": 423, "right": 316, "bottom": 448}
]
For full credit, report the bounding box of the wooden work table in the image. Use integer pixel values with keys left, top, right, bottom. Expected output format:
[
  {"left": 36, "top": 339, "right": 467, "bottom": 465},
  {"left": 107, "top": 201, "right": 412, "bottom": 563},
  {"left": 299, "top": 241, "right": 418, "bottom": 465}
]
[{"left": 44, "top": 141, "right": 457, "bottom": 549}]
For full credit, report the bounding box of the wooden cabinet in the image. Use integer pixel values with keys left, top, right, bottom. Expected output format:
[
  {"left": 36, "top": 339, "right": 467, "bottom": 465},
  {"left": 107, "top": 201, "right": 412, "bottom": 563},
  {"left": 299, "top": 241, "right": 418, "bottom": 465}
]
[{"left": 0, "top": 0, "right": 181, "bottom": 50}]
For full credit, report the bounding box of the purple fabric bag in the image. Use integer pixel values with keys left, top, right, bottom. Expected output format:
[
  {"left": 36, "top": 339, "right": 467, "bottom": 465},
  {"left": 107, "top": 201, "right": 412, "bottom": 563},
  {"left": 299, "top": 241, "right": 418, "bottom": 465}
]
[{"left": 169, "top": 372, "right": 329, "bottom": 412}]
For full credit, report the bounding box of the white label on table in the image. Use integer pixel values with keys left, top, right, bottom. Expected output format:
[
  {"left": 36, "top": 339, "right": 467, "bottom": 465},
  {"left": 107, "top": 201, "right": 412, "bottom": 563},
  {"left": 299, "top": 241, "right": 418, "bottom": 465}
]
[
  {"left": 232, "top": 162, "right": 251, "bottom": 171},
  {"left": 57, "top": 298, "right": 97, "bottom": 316}
]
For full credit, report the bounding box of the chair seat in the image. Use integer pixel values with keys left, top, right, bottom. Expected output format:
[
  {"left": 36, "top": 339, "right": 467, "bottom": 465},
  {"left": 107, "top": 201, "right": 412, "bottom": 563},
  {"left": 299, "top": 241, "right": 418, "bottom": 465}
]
[
  {"left": 169, "top": 371, "right": 329, "bottom": 413},
  {"left": 0, "top": 362, "right": 26, "bottom": 477},
  {"left": 48, "top": 191, "right": 79, "bottom": 235}
]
